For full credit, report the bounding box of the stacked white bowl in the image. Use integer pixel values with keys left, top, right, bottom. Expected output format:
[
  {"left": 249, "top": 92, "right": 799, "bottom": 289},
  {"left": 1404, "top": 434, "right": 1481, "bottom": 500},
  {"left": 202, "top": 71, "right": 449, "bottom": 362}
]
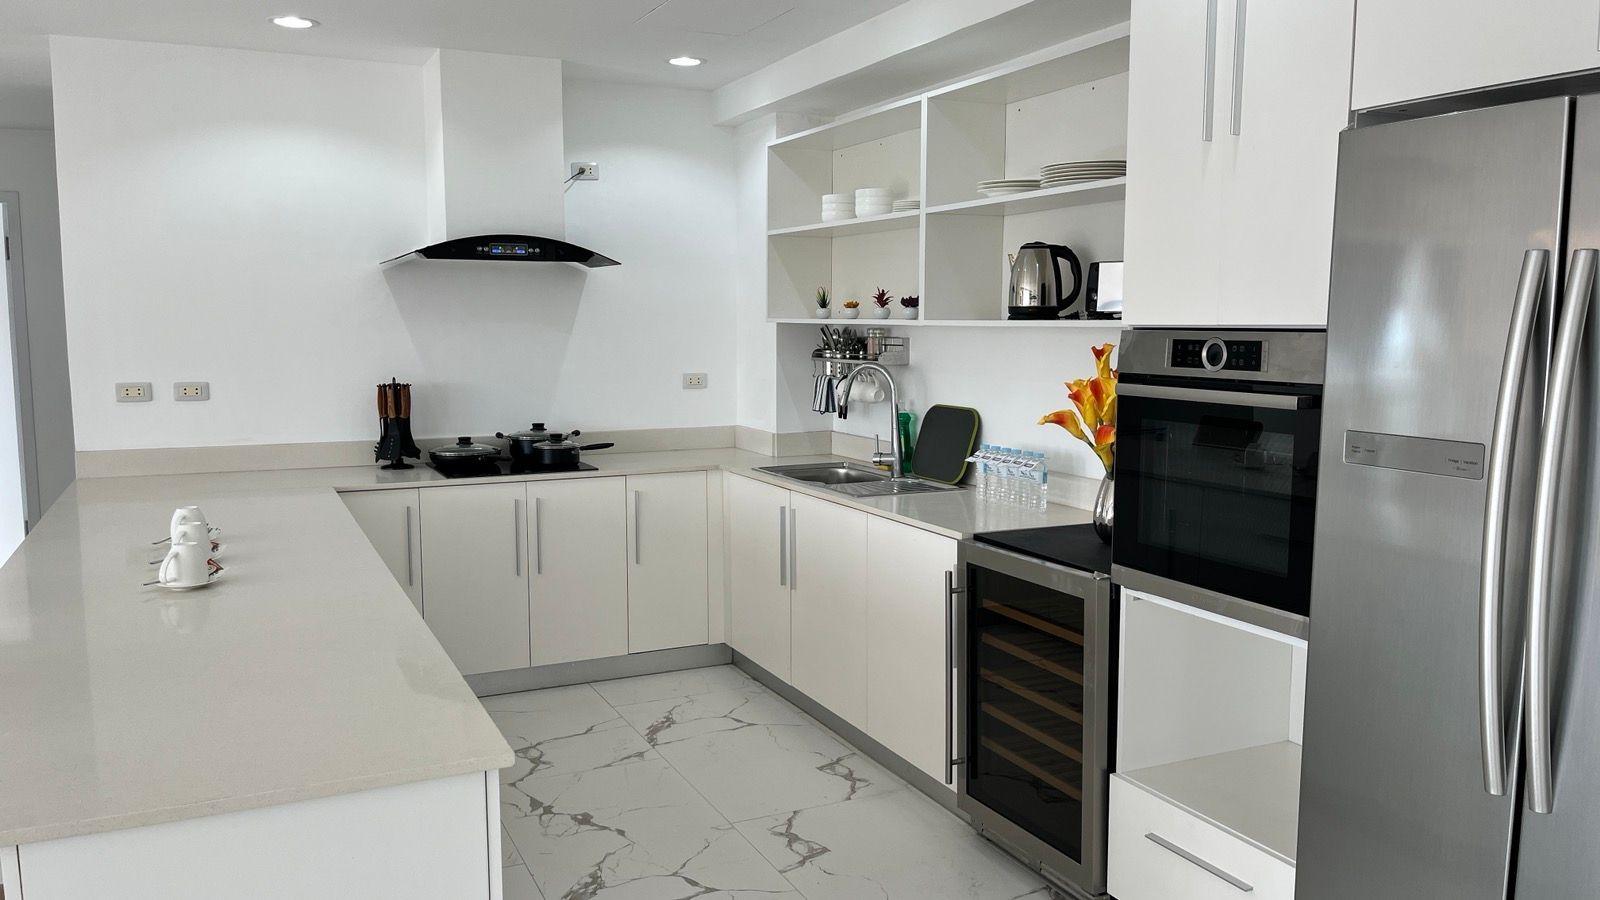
[
  {"left": 822, "top": 192, "right": 855, "bottom": 222},
  {"left": 855, "top": 187, "right": 893, "bottom": 217}
]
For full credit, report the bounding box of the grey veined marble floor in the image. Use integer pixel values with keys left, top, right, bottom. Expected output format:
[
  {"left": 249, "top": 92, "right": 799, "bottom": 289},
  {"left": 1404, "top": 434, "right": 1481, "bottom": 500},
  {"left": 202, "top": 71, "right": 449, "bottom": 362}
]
[{"left": 486, "top": 664, "right": 1055, "bottom": 900}]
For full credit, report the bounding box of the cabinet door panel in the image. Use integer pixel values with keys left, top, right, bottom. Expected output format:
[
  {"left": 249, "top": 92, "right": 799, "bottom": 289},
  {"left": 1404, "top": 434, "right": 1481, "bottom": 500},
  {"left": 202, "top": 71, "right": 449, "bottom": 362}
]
[
  {"left": 529, "top": 478, "right": 628, "bottom": 666},
  {"left": 866, "top": 517, "right": 958, "bottom": 784},
  {"left": 420, "top": 483, "right": 530, "bottom": 675},
  {"left": 626, "top": 472, "right": 709, "bottom": 653},
  {"left": 789, "top": 492, "right": 869, "bottom": 729},
  {"left": 341, "top": 489, "right": 422, "bottom": 614},
  {"left": 726, "top": 475, "right": 792, "bottom": 680}
]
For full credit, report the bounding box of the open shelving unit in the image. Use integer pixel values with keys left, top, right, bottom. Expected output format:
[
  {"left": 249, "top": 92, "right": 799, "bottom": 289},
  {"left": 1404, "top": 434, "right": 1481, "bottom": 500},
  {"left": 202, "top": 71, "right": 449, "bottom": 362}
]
[{"left": 767, "top": 24, "right": 1131, "bottom": 326}]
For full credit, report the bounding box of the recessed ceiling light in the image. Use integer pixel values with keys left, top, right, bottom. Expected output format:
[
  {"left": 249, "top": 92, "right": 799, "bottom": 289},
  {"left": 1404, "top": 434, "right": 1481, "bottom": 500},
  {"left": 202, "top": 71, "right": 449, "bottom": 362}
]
[
  {"left": 668, "top": 56, "right": 704, "bottom": 68},
  {"left": 270, "top": 15, "right": 319, "bottom": 29}
]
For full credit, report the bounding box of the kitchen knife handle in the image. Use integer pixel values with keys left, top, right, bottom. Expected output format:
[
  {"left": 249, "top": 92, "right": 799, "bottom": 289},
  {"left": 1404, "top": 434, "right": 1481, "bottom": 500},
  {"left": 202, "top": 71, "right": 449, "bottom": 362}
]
[
  {"left": 1229, "top": 0, "right": 1247, "bottom": 136},
  {"left": 1202, "top": 0, "right": 1219, "bottom": 141},
  {"left": 1526, "top": 247, "right": 1596, "bottom": 815},
  {"left": 1479, "top": 248, "right": 1547, "bottom": 797}
]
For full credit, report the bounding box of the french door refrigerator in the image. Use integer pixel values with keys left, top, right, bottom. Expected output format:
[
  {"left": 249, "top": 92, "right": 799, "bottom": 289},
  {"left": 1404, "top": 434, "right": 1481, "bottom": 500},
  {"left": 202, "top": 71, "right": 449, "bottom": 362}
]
[{"left": 1298, "top": 94, "right": 1600, "bottom": 898}]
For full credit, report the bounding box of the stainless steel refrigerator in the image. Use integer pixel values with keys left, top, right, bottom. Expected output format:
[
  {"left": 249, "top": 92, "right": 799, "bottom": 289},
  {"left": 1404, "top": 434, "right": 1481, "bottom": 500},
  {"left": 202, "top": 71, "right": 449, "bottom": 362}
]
[{"left": 1298, "top": 94, "right": 1600, "bottom": 898}]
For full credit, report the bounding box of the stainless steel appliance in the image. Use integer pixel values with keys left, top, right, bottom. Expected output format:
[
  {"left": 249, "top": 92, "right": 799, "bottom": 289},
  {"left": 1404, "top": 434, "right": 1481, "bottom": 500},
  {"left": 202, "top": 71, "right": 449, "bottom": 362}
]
[
  {"left": 1008, "top": 242, "right": 1084, "bottom": 319},
  {"left": 1085, "top": 261, "right": 1123, "bottom": 319},
  {"left": 1299, "top": 94, "right": 1600, "bottom": 899},
  {"left": 1112, "top": 329, "right": 1326, "bottom": 639},
  {"left": 956, "top": 525, "right": 1114, "bottom": 898}
]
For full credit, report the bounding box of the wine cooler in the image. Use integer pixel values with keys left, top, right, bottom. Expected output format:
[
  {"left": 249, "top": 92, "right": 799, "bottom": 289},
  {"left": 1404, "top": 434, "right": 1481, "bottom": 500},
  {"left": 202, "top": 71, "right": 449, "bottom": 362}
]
[{"left": 955, "top": 538, "right": 1113, "bottom": 899}]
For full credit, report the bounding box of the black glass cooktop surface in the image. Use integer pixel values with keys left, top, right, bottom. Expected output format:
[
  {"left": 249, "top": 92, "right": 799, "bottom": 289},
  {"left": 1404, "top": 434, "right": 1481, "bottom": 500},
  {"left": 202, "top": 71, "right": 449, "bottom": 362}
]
[
  {"left": 429, "top": 460, "right": 599, "bottom": 479},
  {"left": 973, "top": 523, "right": 1112, "bottom": 575}
]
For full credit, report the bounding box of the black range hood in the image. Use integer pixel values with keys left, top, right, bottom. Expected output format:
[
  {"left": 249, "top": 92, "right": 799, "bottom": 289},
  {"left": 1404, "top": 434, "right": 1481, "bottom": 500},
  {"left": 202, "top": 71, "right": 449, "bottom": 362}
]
[{"left": 382, "top": 234, "right": 619, "bottom": 268}]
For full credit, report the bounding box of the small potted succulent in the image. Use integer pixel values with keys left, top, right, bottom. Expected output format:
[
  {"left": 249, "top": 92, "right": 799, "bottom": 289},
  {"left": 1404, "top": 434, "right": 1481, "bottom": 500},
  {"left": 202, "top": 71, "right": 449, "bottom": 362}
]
[
  {"left": 841, "top": 299, "right": 860, "bottom": 319},
  {"left": 815, "top": 287, "right": 831, "bottom": 319},
  {"left": 899, "top": 294, "right": 920, "bottom": 320},
  {"left": 871, "top": 288, "right": 893, "bottom": 319}
]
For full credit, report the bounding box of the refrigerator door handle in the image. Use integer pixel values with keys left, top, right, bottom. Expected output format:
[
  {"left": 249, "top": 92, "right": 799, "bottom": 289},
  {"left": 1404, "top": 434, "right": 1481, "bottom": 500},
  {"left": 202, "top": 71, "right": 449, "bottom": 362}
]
[
  {"left": 1480, "top": 248, "right": 1549, "bottom": 796},
  {"left": 1526, "top": 247, "right": 1597, "bottom": 815}
]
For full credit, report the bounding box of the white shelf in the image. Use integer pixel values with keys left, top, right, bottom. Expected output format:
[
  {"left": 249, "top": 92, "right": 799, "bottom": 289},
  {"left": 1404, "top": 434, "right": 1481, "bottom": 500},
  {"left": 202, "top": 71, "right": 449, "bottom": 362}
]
[
  {"left": 768, "top": 210, "right": 921, "bottom": 237},
  {"left": 1119, "top": 741, "right": 1303, "bottom": 866},
  {"left": 927, "top": 27, "right": 1130, "bottom": 105},
  {"left": 770, "top": 316, "right": 921, "bottom": 325},
  {"left": 920, "top": 318, "right": 1122, "bottom": 328},
  {"left": 925, "top": 178, "right": 1126, "bottom": 217},
  {"left": 769, "top": 96, "right": 923, "bottom": 152}
]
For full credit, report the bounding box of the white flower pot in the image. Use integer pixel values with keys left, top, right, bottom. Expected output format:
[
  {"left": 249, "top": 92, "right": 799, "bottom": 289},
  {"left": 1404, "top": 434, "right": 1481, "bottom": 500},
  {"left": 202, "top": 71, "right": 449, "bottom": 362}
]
[
  {"left": 871, "top": 307, "right": 891, "bottom": 319},
  {"left": 900, "top": 308, "right": 919, "bottom": 320},
  {"left": 814, "top": 308, "right": 831, "bottom": 319},
  {"left": 841, "top": 307, "right": 860, "bottom": 319}
]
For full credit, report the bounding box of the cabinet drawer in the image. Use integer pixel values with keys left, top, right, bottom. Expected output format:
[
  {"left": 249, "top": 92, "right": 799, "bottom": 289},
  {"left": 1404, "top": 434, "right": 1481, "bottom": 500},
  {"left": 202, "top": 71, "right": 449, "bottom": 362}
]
[{"left": 1108, "top": 774, "right": 1294, "bottom": 900}]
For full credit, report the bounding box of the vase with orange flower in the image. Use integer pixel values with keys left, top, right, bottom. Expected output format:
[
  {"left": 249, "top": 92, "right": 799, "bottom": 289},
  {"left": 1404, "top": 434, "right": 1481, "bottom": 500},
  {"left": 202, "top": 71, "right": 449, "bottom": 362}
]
[{"left": 1039, "top": 343, "right": 1117, "bottom": 542}]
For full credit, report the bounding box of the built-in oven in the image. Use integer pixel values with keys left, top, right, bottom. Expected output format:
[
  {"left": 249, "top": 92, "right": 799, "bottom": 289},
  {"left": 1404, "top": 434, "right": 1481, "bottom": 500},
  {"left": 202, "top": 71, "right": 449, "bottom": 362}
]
[
  {"left": 954, "top": 539, "right": 1113, "bottom": 899},
  {"left": 1112, "top": 329, "right": 1326, "bottom": 639}
]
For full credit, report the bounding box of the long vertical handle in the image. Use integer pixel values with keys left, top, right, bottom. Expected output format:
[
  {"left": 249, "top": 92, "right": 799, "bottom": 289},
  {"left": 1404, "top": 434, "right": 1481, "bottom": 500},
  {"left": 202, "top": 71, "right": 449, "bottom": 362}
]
[
  {"left": 512, "top": 498, "right": 522, "bottom": 577},
  {"left": 1527, "top": 247, "right": 1597, "bottom": 815},
  {"left": 532, "top": 498, "right": 542, "bottom": 576},
  {"left": 778, "top": 506, "right": 788, "bottom": 587},
  {"left": 1201, "top": 0, "right": 1219, "bottom": 142},
  {"left": 1228, "top": 0, "right": 1247, "bottom": 136},
  {"left": 404, "top": 505, "right": 415, "bottom": 587},
  {"left": 633, "top": 491, "right": 642, "bottom": 566},
  {"left": 1480, "top": 248, "right": 1548, "bottom": 796},
  {"left": 789, "top": 507, "right": 798, "bottom": 589},
  {"left": 944, "top": 569, "right": 963, "bottom": 786}
]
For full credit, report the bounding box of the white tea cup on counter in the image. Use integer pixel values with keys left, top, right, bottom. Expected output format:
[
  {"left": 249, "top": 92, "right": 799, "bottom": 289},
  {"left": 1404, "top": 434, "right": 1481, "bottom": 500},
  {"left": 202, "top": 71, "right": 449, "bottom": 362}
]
[
  {"left": 171, "top": 519, "right": 221, "bottom": 552},
  {"left": 170, "top": 506, "right": 207, "bottom": 533},
  {"left": 156, "top": 540, "right": 222, "bottom": 590}
]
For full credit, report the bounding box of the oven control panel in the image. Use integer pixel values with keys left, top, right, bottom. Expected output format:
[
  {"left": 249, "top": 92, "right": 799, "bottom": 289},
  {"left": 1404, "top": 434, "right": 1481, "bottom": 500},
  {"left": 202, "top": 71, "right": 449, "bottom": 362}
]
[{"left": 1170, "top": 337, "right": 1265, "bottom": 372}]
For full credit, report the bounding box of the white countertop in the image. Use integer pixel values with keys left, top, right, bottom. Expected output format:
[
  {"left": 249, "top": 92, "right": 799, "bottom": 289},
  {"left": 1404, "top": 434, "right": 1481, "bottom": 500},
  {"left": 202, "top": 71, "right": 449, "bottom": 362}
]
[{"left": 0, "top": 447, "right": 1087, "bottom": 846}]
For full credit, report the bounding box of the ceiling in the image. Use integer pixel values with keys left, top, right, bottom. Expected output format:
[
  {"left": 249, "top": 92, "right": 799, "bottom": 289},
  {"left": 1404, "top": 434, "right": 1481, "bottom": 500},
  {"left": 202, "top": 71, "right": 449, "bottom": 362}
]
[{"left": 0, "top": 0, "right": 910, "bottom": 127}]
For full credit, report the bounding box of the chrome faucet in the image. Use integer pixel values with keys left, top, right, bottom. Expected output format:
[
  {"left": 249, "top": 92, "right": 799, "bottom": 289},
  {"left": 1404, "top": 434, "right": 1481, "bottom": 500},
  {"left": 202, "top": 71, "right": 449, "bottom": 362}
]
[{"left": 835, "top": 362, "right": 903, "bottom": 478}]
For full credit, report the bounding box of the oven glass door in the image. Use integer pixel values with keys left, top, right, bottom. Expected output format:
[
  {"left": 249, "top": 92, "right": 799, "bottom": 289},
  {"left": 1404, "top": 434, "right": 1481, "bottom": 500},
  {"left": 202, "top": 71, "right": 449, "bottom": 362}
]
[{"left": 1115, "top": 382, "right": 1321, "bottom": 616}]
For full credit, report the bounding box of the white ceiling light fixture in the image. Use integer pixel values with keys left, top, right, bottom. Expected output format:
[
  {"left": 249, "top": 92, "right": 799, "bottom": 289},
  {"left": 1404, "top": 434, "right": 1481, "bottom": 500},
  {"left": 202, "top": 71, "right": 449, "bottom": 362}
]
[
  {"left": 269, "top": 15, "right": 319, "bottom": 29},
  {"left": 667, "top": 56, "right": 704, "bottom": 68}
]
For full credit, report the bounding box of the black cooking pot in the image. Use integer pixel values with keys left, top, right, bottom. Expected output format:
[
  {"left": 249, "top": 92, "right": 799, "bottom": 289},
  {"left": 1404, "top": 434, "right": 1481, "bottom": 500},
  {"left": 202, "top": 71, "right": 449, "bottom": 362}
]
[
  {"left": 496, "top": 427, "right": 614, "bottom": 470},
  {"left": 428, "top": 436, "right": 504, "bottom": 473}
]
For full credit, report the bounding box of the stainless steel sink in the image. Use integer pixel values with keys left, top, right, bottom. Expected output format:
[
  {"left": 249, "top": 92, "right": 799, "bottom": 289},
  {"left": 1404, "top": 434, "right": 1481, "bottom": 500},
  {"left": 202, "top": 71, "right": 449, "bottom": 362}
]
[{"left": 755, "top": 463, "right": 959, "bottom": 497}]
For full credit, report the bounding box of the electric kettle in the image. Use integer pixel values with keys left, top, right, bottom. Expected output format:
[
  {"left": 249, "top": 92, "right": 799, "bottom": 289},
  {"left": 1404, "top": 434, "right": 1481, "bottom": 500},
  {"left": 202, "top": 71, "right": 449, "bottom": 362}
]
[{"left": 1007, "top": 242, "right": 1084, "bottom": 319}]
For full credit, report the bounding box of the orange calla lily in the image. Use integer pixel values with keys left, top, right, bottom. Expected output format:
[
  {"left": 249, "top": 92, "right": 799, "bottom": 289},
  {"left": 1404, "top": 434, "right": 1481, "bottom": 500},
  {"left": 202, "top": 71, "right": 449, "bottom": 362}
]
[{"left": 1040, "top": 344, "right": 1117, "bottom": 473}]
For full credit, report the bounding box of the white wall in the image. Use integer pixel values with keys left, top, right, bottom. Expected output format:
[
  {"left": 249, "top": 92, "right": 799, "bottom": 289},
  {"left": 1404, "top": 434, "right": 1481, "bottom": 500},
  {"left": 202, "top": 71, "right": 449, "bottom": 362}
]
[
  {"left": 0, "top": 207, "right": 22, "bottom": 557},
  {"left": 50, "top": 38, "right": 739, "bottom": 453},
  {"left": 0, "top": 127, "right": 73, "bottom": 513}
]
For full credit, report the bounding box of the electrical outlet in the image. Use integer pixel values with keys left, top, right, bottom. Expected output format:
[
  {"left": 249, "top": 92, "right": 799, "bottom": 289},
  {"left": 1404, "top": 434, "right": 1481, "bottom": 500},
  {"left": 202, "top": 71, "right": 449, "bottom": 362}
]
[
  {"left": 571, "top": 161, "right": 600, "bottom": 181},
  {"left": 115, "top": 382, "right": 153, "bottom": 403},
  {"left": 682, "top": 373, "right": 708, "bottom": 390},
  {"left": 174, "top": 381, "right": 211, "bottom": 401}
]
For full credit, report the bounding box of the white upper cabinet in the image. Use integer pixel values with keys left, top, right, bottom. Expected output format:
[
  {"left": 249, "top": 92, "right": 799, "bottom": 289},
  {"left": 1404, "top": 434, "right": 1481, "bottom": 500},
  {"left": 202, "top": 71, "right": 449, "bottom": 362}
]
[
  {"left": 341, "top": 488, "right": 422, "bottom": 614},
  {"left": 419, "top": 483, "right": 531, "bottom": 676},
  {"left": 1352, "top": 0, "right": 1600, "bottom": 111},
  {"left": 788, "top": 492, "right": 870, "bottom": 730},
  {"left": 1125, "top": 0, "right": 1354, "bottom": 327},
  {"left": 528, "top": 477, "right": 628, "bottom": 666},
  {"left": 726, "top": 474, "right": 793, "bottom": 680},
  {"left": 626, "top": 472, "right": 710, "bottom": 654}
]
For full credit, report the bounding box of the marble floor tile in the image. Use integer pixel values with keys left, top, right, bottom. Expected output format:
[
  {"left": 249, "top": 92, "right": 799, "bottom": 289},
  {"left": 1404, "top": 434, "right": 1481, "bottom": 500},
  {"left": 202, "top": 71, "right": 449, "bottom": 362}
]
[
  {"left": 482, "top": 683, "right": 611, "bottom": 715},
  {"left": 492, "top": 688, "right": 657, "bottom": 815},
  {"left": 502, "top": 756, "right": 797, "bottom": 900},
  {"left": 504, "top": 824, "right": 526, "bottom": 867},
  {"left": 614, "top": 688, "right": 902, "bottom": 823},
  {"left": 503, "top": 862, "right": 545, "bottom": 900},
  {"left": 590, "top": 665, "right": 765, "bottom": 707},
  {"left": 736, "top": 790, "right": 1052, "bottom": 900}
]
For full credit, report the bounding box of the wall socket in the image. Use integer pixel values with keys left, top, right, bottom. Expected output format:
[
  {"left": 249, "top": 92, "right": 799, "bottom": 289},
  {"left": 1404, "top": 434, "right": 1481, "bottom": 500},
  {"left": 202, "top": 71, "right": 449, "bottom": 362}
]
[
  {"left": 115, "top": 382, "right": 153, "bottom": 403},
  {"left": 682, "top": 373, "right": 708, "bottom": 390},
  {"left": 570, "top": 161, "right": 600, "bottom": 181},
  {"left": 174, "top": 381, "right": 211, "bottom": 401}
]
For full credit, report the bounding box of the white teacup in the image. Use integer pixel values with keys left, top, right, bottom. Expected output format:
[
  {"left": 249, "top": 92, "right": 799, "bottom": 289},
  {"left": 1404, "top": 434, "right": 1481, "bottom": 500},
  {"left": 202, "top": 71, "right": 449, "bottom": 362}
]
[
  {"left": 171, "top": 520, "right": 221, "bottom": 553},
  {"left": 171, "top": 506, "right": 208, "bottom": 534},
  {"left": 157, "top": 540, "right": 222, "bottom": 589}
]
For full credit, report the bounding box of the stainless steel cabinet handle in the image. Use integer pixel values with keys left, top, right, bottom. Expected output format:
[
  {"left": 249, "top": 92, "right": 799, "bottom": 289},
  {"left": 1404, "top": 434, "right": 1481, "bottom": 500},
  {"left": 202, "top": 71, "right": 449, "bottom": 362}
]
[
  {"left": 1202, "top": 0, "right": 1219, "bottom": 141},
  {"left": 944, "top": 569, "right": 965, "bottom": 786},
  {"left": 532, "top": 497, "right": 543, "bottom": 576},
  {"left": 778, "top": 506, "right": 788, "bottom": 587},
  {"left": 512, "top": 498, "right": 522, "bottom": 577},
  {"left": 1145, "top": 833, "right": 1254, "bottom": 891},
  {"left": 1527, "top": 247, "right": 1596, "bottom": 815},
  {"left": 1229, "top": 0, "right": 1247, "bottom": 135},
  {"left": 1479, "top": 248, "right": 1548, "bottom": 796},
  {"left": 789, "top": 506, "right": 798, "bottom": 589},
  {"left": 633, "top": 490, "right": 642, "bottom": 566},
  {"left": 1118, "top": 382, "right": 1313, "bottom": 409},
  {"left": 404, "top": 505, "right": 414, "bottom": 587}
]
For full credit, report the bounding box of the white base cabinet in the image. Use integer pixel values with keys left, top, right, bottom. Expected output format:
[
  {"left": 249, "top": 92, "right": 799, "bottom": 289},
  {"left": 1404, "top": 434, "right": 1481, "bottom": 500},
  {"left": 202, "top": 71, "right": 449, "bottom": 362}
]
[
  {"left": 1109, "top": 774, "right": 1294, "bottom": 900},
  {"left": 789, "top": 491, "right": 869, "bottom": 729},
  {"left": 726, "top": 474, "right": 793, "bottom": 679},
  {"left": 340, "top": 488, "right": 422, "bottom": 614},
  {"left": 528, "top": 478, "right": 628, "bottom": 666},
  {"left": 626, "top": 472, "right": 709, "bottom": 654},
  {"left": 420, "top": 483, "right": 531, "bottom": 676}
]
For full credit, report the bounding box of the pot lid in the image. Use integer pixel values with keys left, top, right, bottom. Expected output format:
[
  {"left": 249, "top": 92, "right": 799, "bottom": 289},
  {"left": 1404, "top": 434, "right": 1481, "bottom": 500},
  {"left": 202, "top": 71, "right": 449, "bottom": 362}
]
[
  {"left": 431, "top": 436, "right": 500, "bottom": 459},
  {"left": 499, "top": 423, "right": 551, "bottom": 441}
]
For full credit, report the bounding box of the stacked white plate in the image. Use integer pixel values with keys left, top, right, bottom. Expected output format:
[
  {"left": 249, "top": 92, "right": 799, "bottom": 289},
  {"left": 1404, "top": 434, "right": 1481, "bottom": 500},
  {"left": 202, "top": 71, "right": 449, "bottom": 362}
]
[
  {"left": 892, "top": 199, "right": 921, "bottom": 212},
  {"left": 977, "top": 178, "right": 1042, "bottom": 197},
  {"left": 855, "top": 187, "right": 893, "bottom": 217},
  {"left": 822, "top": 192, "right": 855, "bottom": 222},
  {"left": 1039, "top": 159, "right": 1127, "bottom": 187}
]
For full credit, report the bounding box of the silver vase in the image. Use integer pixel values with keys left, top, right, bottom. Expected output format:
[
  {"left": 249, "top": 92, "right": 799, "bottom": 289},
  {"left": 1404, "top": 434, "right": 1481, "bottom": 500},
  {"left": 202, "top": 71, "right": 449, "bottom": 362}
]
[{"left": 1093, "top": 472, "right": 1114, "bottom": 543}]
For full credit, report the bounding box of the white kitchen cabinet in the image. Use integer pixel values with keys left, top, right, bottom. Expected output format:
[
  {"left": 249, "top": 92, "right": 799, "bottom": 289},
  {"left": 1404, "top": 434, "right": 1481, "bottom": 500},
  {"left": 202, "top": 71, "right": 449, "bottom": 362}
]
[
  {"left": 1109, "top": 774, "right": 1294, "bottom": 900},
  {"left": 528, "top": 477, "right": 628, "bottom": 666},
  {"left": 726, "top": 474, "right": 793, "bottom": 680},
  {"left": 626, "top": 472, "right": 709, "bottom": 654},
  {"left": 788, "top": 491, "right": 870, "bottom": 729},
  {"left": 865, "top": 515, "right": 958, "bottom": 785},
  {"left": 420, "top": 483, "right": 530, "bottom": 676},
  {"left": 1125, "top": 0, "right": 1353, "bottom": 327},
  {"left": 1352, "top": 0, "right": 1600, "bottom": 111},
  {"left": 340, "top": 489, "right": 422, "bottom": 614}
]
